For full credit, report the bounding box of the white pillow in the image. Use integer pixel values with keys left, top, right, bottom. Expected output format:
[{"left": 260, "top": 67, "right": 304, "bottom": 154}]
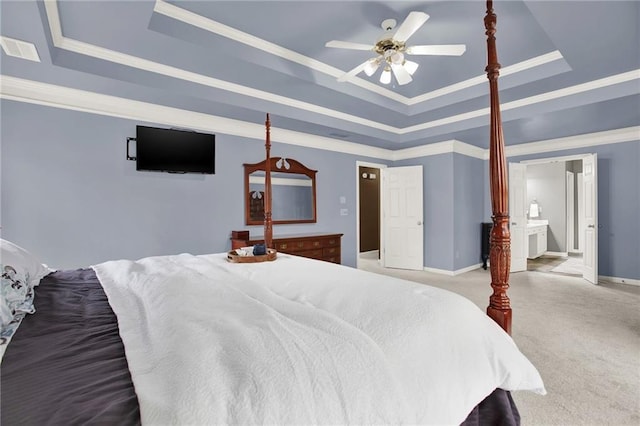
[
  {"left": 1, "top": 239, "right": 53, "bottom": 288},
  {"left": 1, "top": 239, "right": 54, "bottom": 360}
]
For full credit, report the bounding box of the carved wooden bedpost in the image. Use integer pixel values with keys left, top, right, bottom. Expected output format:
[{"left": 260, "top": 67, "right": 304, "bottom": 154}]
[
  {"left": 485, "top": 0, "right": 512, "bottom": 335},
  {"left": 264, "top": 114, "right": 273, "bottom": 249}
]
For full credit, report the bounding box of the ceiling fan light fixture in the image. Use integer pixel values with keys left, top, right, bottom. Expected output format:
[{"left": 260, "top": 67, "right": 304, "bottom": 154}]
[
  {"left": 363, "top": 59, "right": 380, "bottom": 77},
  {"left": 327, "top": 11, "right": 465, "bottom": 86},
  {"left": 390, "top": 51, "right": 404, "bottom": 65},
  {"left": 380, "top": 66, "right": 392, "bottom": 84},
  {"left": 404, "top": 60, "right": 419, "bottom": 75}
]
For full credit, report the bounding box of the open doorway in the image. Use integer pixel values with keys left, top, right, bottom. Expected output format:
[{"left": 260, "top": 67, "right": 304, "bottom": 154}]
[
  {"left": 355, "top": 162, "right": 424, "bottom": 271},
  {"left": 525, "top": 159, "right": 584, "bottom": 276},
  {"left": 517, "top": 154, "right": 597, "bottom": 282},
  {"left": 356, "top": 161, "right": 386, "bottom": 269}
]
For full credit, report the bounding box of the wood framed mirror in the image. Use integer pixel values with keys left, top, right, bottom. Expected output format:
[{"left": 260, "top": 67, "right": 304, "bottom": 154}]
[{"left": 244, "top": 157, "right": 317, "bottom": 225}]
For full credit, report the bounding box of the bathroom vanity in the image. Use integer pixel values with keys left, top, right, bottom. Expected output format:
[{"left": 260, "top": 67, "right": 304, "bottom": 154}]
[{"left": 526, "top": 220, "right": 548, "bottom": 259}]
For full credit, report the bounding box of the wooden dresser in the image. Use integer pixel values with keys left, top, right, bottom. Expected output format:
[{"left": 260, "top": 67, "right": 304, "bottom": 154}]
[{"left": 231, "top": 232, "right": 343, "bottom": 264}]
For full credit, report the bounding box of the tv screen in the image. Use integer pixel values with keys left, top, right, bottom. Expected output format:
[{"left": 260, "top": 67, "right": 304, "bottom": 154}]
[{"left": 136, "top": 126, "right": 215, "bottom": 174}]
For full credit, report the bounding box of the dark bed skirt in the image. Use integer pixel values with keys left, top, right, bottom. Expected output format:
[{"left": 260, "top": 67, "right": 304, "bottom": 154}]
[
  {"left": 463, "top": 388, "right": 520, "bottom": 425},
  {"left": 2, "top": 269, "right": 519, "bottom": 425},
  {"left": 1, "top": 269, "right": 141, "bottom": 425}
]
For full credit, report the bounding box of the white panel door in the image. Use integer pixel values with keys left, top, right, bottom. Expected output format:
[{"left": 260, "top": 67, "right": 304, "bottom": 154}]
[
  {"left": 381, "top": 166, "right": 424, "bottom": 270},
  {"left": 582, "top": 154, "right": 598, "bottom": 284},
  {"left": 509, "top": 162, "right": 528, "bottom": 272}
]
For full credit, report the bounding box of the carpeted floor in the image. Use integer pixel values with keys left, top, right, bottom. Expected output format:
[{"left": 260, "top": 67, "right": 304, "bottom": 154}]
[{"left": 358, "top": 255, "right": 640, "bottom": 425}]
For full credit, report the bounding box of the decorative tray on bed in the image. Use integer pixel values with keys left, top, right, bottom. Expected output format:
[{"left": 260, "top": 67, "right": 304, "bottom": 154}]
[{"left": 227, "top": 248, "right": 277, "bottom": 263}]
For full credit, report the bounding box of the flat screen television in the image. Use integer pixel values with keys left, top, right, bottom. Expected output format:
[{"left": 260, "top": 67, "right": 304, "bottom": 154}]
[{"left": 136, "top": 125, "right": 215, "bottom": 174}]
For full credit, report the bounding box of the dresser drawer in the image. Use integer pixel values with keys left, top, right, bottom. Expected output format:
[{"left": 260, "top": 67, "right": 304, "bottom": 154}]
[
  {"left": 303, "top": 249, "right": 324, "bottom": 259},
  {"left": 323, "top": 256, "right": 341, "bottom": 264},
  {"left": 322, "top": 246, "right": 340, "bottom": 257},
  {"left": 323, "top": 237, "right": 340, "bottom": 248},
  {"left": 276, "top": 239, "right": 322, "bottom": 252}
]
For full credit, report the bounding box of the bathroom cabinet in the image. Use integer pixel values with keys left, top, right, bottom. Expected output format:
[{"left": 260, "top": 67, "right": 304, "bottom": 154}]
[{"left": 526, "top": 221, "right": 548, "bottom": 259}]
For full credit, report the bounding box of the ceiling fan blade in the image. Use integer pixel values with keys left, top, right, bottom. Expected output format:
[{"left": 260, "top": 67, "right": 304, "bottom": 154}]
[
  {"left": 406, "top": 44, "right": 466, "bottom": 56},
  {"left": 337, "top": 60, "right": 371, "bottom": 82},
  {"left": 393, "top": 11, "right": 429, "bottom": 43},
  {"left": 325, "top": 40, "right": 374, "bottom": 51},
  {"left": 390, "top": 63, "right": 413, "bottom": 85}
]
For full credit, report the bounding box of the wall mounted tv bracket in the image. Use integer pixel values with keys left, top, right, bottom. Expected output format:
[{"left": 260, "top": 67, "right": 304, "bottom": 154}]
[{"left": 126, "top": 137, "right": 136, "bottom": 161}]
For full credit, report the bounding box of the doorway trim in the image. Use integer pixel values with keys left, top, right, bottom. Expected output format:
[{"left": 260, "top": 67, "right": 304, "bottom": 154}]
[
  {"left": 520, "top": 153, "right": 589, "bottom": 165},
  {"left": 355, "top": 160, "right": 387, "bottom": 269},
  {"left": 566, "top": 171, "right": 575, "bottom": 253}
]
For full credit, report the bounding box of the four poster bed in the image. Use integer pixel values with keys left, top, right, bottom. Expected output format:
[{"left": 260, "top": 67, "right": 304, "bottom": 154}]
[{"left": 1, "top": 2, "right": 544, "bottom": 425}]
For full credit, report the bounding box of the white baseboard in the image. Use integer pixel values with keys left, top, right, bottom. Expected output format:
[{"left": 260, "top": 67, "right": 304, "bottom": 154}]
[
  {"left": 544, "top": 251, "right": 568, "bottom": 257},
  {"left": 424, "top": 263, "right": 483, "bottom": 276},
  {"left": 599, "top": 275, "right": 640, "bottom": 287}
]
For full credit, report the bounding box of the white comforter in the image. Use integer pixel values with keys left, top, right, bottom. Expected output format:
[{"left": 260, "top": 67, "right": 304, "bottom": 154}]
[{"left": 93, "top": 252, "right": 545, "bottom": 425}]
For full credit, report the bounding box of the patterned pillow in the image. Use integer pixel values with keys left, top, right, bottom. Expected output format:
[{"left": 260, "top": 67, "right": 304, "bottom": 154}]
[{"left": 1, "top": 239, "right": 53, "bottom": 360}]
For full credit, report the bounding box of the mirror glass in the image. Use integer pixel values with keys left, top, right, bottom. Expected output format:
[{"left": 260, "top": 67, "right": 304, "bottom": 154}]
[{"left": 245, "top": 157, "right": 317, "bottom": 225}]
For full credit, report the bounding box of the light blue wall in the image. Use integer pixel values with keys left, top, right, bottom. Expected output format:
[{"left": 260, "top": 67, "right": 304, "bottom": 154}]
[
  {"left": 3, "top": 100, "right": 638, "bottom": 280},
  {"left": 453, "top": 154, "right": 486, "bottom": 270},
  {"left": 394, "top": 153, "right": 485, "bottom": 272},
  {"left": 1, "top": 100, "right": 383, "bottom": 269}
]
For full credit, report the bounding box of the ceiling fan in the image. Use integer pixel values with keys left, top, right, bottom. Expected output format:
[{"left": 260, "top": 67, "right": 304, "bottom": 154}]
[{"left": 326, "top": 11, "right": 466, "bottom": 86}]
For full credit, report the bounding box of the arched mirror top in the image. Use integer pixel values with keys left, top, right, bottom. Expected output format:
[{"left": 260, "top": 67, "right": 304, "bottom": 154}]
[
  {"left": 244, "top": 157, "right": 317, "bottom": 178},
  {"left": 244, "top": 157, "right": 317, "bottom": 226}
]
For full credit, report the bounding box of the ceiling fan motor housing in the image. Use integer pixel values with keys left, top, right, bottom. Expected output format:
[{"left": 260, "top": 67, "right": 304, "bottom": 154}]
[
  {"left": 375, "top": 39, "right": 406, "bottom": 56},
  {"left": 376, "top": 18, "right": 406, "bottom": 57}
]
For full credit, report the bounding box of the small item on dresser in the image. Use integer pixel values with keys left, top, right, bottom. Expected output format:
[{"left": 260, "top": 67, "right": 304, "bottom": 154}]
[
  {"left": 227, "top": 248, "right": 277, "bottom": 263},
  {"left": 231, "top": 230, "right": 250, "bottom": 240},
  {"left": 253, "top": 244, "right": 267, "bottom": 256},
  {"left": 235, "top": 248, "right": 250, "bottom": 257}
]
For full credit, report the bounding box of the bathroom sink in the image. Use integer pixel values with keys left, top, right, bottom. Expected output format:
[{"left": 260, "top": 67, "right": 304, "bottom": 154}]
[{"left": 527, "top": 219, "right": 548, "bottom": 227}]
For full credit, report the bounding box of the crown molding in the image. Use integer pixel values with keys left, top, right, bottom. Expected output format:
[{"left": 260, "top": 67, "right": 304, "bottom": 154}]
[
  {"left": 1, "top": 76, "right": 637, "bottom": 164},
  {"left": 42, "top": 2, "right": 398, "bottom": 135},
  {"left": 41, "top": 0, "right": 616, "bottom": 138},
  {"left": 152, "top": 0, "right": 563, "bottom": 107},
  {"left": 0, "top": 75, "right": 393, "bottom": 159},
  {"left": 500, "top": 69, "right": 640, "bottom": 112},
  {"left": 152, "top": 0, "right": 407, "bottom": 104},
  {"left": 391, "top": 139, "right": 486, "bottom": 161},
  {"left": 408, "top": 51, "right": 564, "bottom": 106},
  {"left": 505, "top": 126, "right": 640, "bottom": 158}
]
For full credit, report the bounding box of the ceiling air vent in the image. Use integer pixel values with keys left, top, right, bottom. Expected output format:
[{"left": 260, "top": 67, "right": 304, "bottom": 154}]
[{"left": 0, "top": 36, "right": 41, "bottom": 62}]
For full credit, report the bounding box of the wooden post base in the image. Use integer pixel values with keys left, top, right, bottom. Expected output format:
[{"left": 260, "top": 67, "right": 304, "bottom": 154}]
[{"left": 487, "top": 306, "right": 512, "bottom": 336}]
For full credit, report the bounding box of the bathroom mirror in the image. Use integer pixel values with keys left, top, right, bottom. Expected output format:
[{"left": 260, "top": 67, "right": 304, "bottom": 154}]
[{"left": 244, "top": 157, "right": 317, "bottom": 225}]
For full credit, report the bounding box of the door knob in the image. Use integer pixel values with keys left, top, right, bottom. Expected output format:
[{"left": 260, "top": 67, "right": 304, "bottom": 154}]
[
  {"left": 588, "top": 224, "right": 595, "bottom": 228},
  {"left": 417, "top": 221, "right": 422, "bottom": 225}
]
